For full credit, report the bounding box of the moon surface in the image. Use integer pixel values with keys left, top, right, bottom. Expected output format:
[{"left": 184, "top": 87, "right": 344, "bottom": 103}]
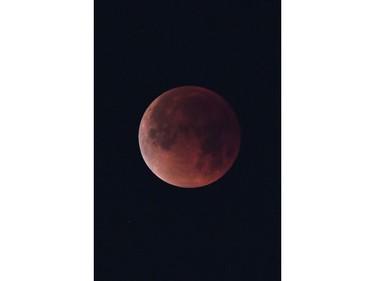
[{"left": 138, "top": 86, "right": 241, "bottom": 188}]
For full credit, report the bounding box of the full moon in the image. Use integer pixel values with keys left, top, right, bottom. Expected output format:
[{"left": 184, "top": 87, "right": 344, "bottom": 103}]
[{"left": 138, "top": 86, "right": 241, "bottom": 188}]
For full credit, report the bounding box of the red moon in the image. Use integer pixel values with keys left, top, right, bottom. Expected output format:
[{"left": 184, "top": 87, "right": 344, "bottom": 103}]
[{"left": 138, "top": 86, "right": 241, "bottom": 188}]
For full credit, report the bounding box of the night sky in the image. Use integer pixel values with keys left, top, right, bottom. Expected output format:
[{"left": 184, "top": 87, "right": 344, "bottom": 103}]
[{"left": 95, "top": 1, "right": 280, "bottom": 280}]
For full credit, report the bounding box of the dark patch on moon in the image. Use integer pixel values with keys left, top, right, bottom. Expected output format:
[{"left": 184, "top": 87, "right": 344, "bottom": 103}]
[
  {"left": 176, "top": 123, "right": 191, "bottom": 138},
  {"left": 148, "top": 128, "right": 157, "bottom": 139},
  {"left": 148, "top": 125, "right": 177, "bottom": 150},
  {"left": 199, "top": 120, "right": 225, "bottom": 172}
]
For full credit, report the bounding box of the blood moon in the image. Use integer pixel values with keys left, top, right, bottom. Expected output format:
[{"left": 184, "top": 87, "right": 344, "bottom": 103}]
[{"left": 138, "top": 86, "right": 241, "bottom": 188}]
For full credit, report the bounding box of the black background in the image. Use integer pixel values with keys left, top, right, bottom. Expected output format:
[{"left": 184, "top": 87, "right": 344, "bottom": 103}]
[{"left": 95, "top": 1, "right": 280, "bottom": 280}]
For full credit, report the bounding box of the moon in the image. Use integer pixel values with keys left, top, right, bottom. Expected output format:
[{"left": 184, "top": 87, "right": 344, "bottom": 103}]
[{"left": 138, "top": 86, "right": 241, "bottom": 188}]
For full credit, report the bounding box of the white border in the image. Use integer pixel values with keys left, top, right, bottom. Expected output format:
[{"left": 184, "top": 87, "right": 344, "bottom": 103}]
[
  {"left": 0, "top": 1, "right": 93, "bottom": 280},
  {"left": 283, "top": 0, "right": 375, "bottom": 280}
]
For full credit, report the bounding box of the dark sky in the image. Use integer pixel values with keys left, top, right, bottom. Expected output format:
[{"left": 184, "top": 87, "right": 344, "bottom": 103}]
[{"left": 95, "top": 1, "right": 280, "bottom": 280}]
